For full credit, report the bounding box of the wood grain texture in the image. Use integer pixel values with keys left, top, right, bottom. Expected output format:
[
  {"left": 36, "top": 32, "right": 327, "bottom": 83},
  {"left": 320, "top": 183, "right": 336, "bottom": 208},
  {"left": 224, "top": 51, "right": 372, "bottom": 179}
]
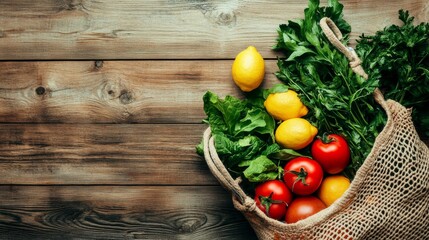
[
  {"left": 0, "top": 0, "right": 427, "bottom": 60},
  {"left": 0, "top": 60, "right": 279, "bottom": 123},
  {"left": 0, "top": 185, "right": 257, "bottom": 240},
  {"left": 0, "top": 123, "right": 218, "bottom": 185},
  {"left": 1, "top": 1, "right": 428, "bottom": 239}
]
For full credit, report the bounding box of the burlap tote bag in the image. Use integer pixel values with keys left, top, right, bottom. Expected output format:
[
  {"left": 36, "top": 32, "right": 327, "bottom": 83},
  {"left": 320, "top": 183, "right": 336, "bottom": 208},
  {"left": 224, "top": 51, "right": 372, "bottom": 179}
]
[{"left": 202, "top": 17, "right": 429, "bottom": 240}]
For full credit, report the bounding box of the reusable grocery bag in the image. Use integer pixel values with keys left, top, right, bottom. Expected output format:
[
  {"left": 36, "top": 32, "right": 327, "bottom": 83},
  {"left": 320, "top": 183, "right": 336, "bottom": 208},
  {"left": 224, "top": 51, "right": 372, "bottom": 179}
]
[{"left": 202, "top": 17, "right": 429, "bottom": 240}]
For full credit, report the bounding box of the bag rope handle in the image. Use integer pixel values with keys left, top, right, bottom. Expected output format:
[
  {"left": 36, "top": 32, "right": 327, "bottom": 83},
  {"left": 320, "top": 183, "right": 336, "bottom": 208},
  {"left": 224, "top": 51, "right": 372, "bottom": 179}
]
[
  {"left": 319, "top": 17, "right": 368, "bottom": 79},
  {"left": 203, "top": 127, "right": 255, "bottom": 210},
  {"left": 320, "top": 17, "right": 385, "bottom": 104}
]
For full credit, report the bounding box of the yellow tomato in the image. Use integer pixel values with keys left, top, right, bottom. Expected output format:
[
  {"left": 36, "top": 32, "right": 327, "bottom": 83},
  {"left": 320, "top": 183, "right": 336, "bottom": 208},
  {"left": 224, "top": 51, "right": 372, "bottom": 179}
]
[{"left": 317, "top": 175, "right": 350, "bottom": 206}]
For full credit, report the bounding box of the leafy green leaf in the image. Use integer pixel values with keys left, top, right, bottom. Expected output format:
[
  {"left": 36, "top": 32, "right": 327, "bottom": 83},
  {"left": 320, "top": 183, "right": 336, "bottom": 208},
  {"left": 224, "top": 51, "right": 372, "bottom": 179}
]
[
  {"left": 203, "top": 91, "right": 276, "bottom": 141},
  {"left": 243, "top": 156, "right": 278, "bottom": 182},
  {"left": 263, "top": 84, "right": 289, "bottom": 98},
  {"left": 234, "top": 108, "right": 275, "bottom": 141},
  {"left": 269, "top": 148, "right": 305, "bottom": 161},
  {"left": 196, "top": 140, "right": 204, "bottom": 156},
  {"left": 214, "top": 133, "right": 266, "bottom": 169},
  {"left": 203, "top": 91, "right": 244, "bottom": 135},
  {"left": 286, "top": 46, "right": 316, "bottom": 61}
]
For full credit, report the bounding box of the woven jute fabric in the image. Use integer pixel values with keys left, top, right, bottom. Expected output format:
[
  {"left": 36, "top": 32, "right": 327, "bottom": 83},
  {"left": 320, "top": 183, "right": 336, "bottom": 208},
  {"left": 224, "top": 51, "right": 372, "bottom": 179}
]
[{"left": 202, "top": 18, "right": 429, "bottom": 240}]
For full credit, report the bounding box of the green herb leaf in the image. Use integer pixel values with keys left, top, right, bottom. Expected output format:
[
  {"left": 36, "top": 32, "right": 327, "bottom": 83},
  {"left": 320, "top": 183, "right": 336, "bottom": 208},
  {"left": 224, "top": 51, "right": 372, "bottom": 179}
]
[
  {"left": 243, "top": 156, "right": 278, "bottom": 182},
  {"left": 214, "top": 133, "right": 265, "bottom": 169},
  {"left": 356, "top": 10, "right": 429, "bottom": 139},
  {"left": 263, "top": 84, "right": 289, "bottom": 98},
  {"left": 269, "top": 148, "right": 305, "bottom": 161},
  {"left": 234, "top": 108, "right": 276, "bottom": 141},
  {"left": 203, "top": 91, "right": 244, "bottom": 136},
  {"left": 203, "top": 91, "right": 275, "bottom": 140}
]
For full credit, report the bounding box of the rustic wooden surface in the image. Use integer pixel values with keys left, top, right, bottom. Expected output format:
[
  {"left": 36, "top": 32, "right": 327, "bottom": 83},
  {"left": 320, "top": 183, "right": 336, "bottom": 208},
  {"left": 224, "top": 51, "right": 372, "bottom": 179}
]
[
  {"left": 0, "top": 0, "right": 427, "bottom": 239},
  {"left": 1, "top": 0, "right": 427, "bottom": 60}
]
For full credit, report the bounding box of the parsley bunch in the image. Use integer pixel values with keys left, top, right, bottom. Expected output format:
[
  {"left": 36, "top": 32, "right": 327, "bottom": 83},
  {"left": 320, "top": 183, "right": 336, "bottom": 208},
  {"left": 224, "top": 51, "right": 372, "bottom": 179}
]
[
  {"left": 273, "top": 0, "right": 385, "bottom": 177},
  {"left": 356, "top": 10, "right": 429, "bottom": 139}
]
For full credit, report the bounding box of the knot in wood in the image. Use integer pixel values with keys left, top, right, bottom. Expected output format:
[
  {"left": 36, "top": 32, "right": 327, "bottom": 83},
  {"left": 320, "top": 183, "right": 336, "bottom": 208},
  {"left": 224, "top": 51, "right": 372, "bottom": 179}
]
[
  {"left": 61, "top": 0, "right": 85, "bottom": 11},
  {"left": 119, "top": 90, "right": 133, "bottom": 105},
  {"left": 94, "top": 60, "right": 103, "bottom": 70},
  {"left": 197, "top": 3, "right": 237, "bottom": 27},
  {"left": 176, "top": 215, "right": 206, "bottom": 233},
  {"left": 35, "top": 86, "right": 46, "bottom": 96},
  {"left": 215, "top": 11, "right": 236, "bottom": 27}
]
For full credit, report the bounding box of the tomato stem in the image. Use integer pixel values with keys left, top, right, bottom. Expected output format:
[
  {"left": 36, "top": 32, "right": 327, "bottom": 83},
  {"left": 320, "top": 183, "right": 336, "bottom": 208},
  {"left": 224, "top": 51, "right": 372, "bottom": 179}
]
[
  {"left": 320, "top": 132, "right": 335, "bottom": 144},
  {"left": 289, "top": 168, "right": 308, "bottom": 193},
  {"left": 259, "top": 192, "right": 287, "bottom": 217}
]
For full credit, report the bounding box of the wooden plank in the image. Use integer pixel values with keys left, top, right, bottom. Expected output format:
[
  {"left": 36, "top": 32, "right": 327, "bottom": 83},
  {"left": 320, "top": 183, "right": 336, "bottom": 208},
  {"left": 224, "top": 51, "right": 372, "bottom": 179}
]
[
  {"left": 0, "top": 185, "right": 257, "bottom": 240},
  {"left": 343, "top": 0, "right": 428, "bottom": 44},
  {"left": 0, "top": 0, "right": 426, "bottom": 60},
  {"left": 0, "top": 123, "right": 217, "bottom": 185},
  {"left": 0, "top": 60, "right": 279, "bottom": 123}
]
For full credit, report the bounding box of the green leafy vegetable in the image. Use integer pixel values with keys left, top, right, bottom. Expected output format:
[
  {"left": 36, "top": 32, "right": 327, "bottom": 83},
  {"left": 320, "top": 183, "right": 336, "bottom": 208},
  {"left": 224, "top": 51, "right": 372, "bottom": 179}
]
[
  {"left": 243, "top": 156, "right": 280, "bottom": 183},
  {"left": 215, "top": 133, "right": 266, "bottom": 169},
  {"left": 200, "top": 91, "right": 284, "bottom": 181},
  {"left": 356, "top": 10, "right": 429, "bottom": 139},
  {"left": 203, "top": 91, "right": 275, "bottom": 140},
  {"left": 262, "top": 84, "right": 289, "bottom": 98},
  {"left": 273, "top": 0, "right": 386, "bottom": 177},
  {"left": 269, "top": 148, "right": 304, "bottom": 161}
]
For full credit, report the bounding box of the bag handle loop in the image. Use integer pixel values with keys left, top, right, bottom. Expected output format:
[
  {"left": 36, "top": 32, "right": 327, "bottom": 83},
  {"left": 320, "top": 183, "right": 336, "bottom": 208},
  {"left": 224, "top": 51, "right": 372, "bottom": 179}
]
[
  {"left": 319, "top": 17, "right": 368, "bottom": 79},
  {"left": 320, "top": 17, "right": 385, "bottom": 104},
  {"left": 203, "top": 127, "right": 254, "bottom": 209}
]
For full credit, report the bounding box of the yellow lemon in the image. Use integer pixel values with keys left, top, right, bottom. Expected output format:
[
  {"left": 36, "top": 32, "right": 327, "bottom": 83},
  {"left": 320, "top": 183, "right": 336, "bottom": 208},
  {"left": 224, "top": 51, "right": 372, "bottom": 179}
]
[
  {"left": 275, "top": 118, "right": 318, "bottom": 150},
  {"left": 317, "top": 175, "right": 351, "bottom": 206},
  {"left": 264, "top": 90, "right": 308, "bottom": 120},
  {"left": 231, "top": 46, "right": 265, "bottom": 92}
]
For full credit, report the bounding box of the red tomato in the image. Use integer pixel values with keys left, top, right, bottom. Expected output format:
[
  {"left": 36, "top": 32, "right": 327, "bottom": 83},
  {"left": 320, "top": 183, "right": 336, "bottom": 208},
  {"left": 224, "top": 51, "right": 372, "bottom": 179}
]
[
  {"left": 311, "top": 133, "right": 351, "bottom": 174},
  {"left": 283, "top": 157, "right": 323, "bottom": 195},
  {"left": 285, "top": 196, "right": 327, "bottom": 224},
  {"left": 254, "top": 180, "right": 293, "bottom": 220}
]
